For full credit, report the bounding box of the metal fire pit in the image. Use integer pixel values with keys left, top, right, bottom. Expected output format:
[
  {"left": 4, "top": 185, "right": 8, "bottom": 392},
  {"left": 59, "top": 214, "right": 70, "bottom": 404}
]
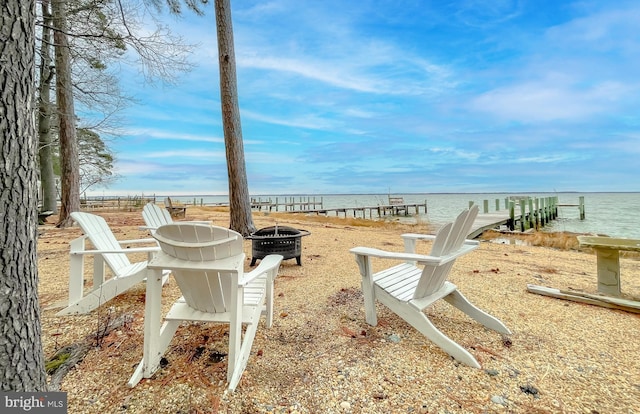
[{"left": 248, "top": 225, "right": 310, "bottom": 266}]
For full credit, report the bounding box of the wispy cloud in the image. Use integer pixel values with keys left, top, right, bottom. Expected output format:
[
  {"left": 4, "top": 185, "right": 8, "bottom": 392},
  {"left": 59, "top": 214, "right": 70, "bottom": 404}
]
[
  {"left": 469, "top": 79, "right": 630, "bottom": 122},
  {"left": 128, "top": 128, "right": 224, "bottom": 143},
  {"left": 97, "top": 1, "right": 640, "bottom": 195},
  {"left": 141, "top": 149, "right": 225, "bottom": 159}
]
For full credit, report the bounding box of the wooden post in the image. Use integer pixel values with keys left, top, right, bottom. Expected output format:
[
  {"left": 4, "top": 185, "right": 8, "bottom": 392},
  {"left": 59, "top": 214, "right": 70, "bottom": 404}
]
[
  {"left": 509, "top": 201, "right": 515, "bottom": 230},
  {"left": 545, "top": 197, "right": 550, "bottom": 220},
  {"left": 469, "top": 201, "right": 474, "bottom": 208},
  {"left": 579, "top": 196, "right": 585, "bottom": 220},
  {"left": 505, "top": 197, "right": 509, "bottom": 209},
  {"left": 483, "top": 199, "right": 489, "bottom": 213},
  {"left": 519, "top": 199, "right": 526, "bottom": 231},
  {"left": 528, "top": 198, "right": 534, "bottom": 229},
  {"left": 495, "top": 199, "right": 500, "bottom": 211},
  {"left": 534, "top": 198, "right": 540, "bottom": 229}
]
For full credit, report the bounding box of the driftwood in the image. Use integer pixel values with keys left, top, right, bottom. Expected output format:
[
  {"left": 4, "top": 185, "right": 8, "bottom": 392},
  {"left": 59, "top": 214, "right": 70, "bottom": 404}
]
[
  {"left": 47, "top": 313, "right": 133, "bottom": 390},
  {"left": 526, "top": 284, "right": 640, "bottom": 314}
]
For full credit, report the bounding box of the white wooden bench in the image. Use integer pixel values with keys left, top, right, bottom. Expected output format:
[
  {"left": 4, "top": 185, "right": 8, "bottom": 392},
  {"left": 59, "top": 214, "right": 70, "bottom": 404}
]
[
  {"left": 577, "top": 236, "right": 640, "bottom": 296},
  {"left": 527, "top": 236, "right": 640, "bottom": 313}
]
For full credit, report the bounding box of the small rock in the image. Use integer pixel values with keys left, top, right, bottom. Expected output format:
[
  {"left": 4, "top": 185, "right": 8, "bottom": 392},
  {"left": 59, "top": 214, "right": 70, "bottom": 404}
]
[
  {"left": 491, "top": 395, "right": 508, "bottom": 406},
  {"left": 520, "top": 384, "right": 540, "bottom": 397},
  {"left": 485, "top": 369, "right": 499, "bottom": 377},
  {"left": 340, "top": 401, "right": 351, "bottom": 410},
  {"left": 387, "top": 334, "right": 401, "bottom": 343}
]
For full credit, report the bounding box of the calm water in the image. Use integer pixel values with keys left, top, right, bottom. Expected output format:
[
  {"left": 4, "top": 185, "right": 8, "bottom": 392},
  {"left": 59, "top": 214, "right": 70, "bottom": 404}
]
[{"left": 172, "top": 192, "right": 640, "bottom": 239}]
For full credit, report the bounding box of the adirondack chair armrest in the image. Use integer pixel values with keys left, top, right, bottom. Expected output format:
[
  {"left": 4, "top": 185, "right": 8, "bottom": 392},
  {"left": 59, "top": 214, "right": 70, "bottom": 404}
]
[
  {"left": 240, "top": 254, "right": 283, "bottom": 286},
  {"left": 401, "top": 234, "right": 478, "bottom": 248},
  {"left": 401, "top": 233, "right": 437, "bottom": 241},
  {"left": 350, "top": 247, "right": 445, "bottom": 265},
  {"left": 401, "top": 233, "right": 437, "bottom": 254},
  {"left": 352, "top": 241, "right": 479, "bottom": 264},
  {"left": 72, "top": 246, "right": 160, "bottom": 255}
]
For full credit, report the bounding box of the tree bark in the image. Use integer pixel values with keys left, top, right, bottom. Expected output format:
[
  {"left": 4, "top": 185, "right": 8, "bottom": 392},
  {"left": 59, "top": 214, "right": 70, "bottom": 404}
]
[
  {"left": 38, "top": 0, "right": 58, "bottom": 214},
  {"left": 0, "top": 0, "right": 49, "bottom": 391},
  {"left": 52, "top": 0, "right": 80, "bottom": 227},
  {"left": 214, "top": 0, "right": 256, "bottom": 236}
]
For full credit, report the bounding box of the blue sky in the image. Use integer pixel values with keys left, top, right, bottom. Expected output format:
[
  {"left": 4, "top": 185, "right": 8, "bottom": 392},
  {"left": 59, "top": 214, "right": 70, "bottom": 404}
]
[{"left": 92, "top": 0, "right": 640, "bottom": 196}]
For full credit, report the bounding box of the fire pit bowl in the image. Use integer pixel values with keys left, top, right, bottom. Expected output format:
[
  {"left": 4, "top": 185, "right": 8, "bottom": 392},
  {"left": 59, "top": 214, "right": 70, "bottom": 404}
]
[{"left": 248, "top": 225, "right": 310, "bottom": 266}]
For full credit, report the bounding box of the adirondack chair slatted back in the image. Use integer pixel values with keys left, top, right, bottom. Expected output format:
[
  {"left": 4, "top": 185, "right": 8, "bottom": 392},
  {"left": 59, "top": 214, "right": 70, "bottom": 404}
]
[
  {"left": 142, "top": 202, "right": 173, "bottom": 230},
  {"left": 447, "top": 205, "right": 478, "bottom": 252},
  {"left": 153, "top": 224, "right": 244, "bottom": 313},
  {"left": 413, "top": 205, "right": 479, "bottom": 299},
  {"left": 71, "top": 212, "right": 132, "bottom": 274}
]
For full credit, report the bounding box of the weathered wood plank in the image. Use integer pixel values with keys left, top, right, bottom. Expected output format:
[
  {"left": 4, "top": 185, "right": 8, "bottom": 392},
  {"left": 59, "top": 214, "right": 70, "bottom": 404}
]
[{"left": 526, "top": 284, "right": 640, "bottom": 314}]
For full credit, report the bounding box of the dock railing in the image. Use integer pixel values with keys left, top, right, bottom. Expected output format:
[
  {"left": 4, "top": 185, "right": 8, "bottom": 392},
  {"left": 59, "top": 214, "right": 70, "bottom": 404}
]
[{"left": 469, "top": 196, "right": 585, "bottom": 232}]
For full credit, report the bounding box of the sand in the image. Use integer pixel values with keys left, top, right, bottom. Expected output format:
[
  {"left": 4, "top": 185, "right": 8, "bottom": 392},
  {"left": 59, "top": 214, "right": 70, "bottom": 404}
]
[{"left": 36, "top": 206, "right": 640, "bottom": 413}]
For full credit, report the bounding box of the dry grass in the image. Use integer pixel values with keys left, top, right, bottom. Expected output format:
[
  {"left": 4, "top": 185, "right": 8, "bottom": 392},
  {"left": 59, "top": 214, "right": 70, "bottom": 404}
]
[
  {"left": 37, "top": 207, "right": 640, "bottom": 413},
  {"left": 480, "top": 229, "right": 582, "bottom": 250},
  {"left": 254, "top": 210, "right": 428, "bottom": 230}
]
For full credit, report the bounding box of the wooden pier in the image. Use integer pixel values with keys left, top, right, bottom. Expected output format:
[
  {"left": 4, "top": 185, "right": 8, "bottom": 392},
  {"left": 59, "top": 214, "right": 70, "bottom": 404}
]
[
  {"left": 251, "top": 196, "right": 324, "bottom": 212},
  {"left": 250, "top": 196, "right": 428, "bottom": 219},
  {"left": 249, "top": 195, "right": 585, "bottom": 238},
  {"left": 299, "top": 202, "right": 427, "bottom": 219},
  {"left": 467, "top": 196, "right": 585, "bottom": 238}
]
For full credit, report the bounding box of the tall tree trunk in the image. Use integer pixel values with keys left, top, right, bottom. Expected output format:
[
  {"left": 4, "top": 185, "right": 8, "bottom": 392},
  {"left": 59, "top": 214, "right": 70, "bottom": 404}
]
[
  {"left": 214, "top": 0, "right": 256, "bottom": 236},
  {"left": 52, "top": 0, "right": 80, "bottom": 227},
  {"left": 38, "top": 0, "right": 58, "bottom": 214},
  {"left": 0, "top": 0, "right": 49, "bottom": 391}
]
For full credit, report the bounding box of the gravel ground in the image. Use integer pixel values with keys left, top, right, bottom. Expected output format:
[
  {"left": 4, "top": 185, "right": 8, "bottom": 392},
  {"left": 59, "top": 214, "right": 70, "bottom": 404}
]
[{"left": 37, "top": 207, "right": 640, "bottom": 414}]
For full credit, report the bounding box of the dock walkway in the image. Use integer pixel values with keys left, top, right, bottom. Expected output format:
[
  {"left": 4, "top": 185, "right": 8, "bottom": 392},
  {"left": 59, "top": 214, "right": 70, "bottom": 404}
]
[
  {"left": 466, "top": 195, "right": 585, "bottom": 238},
  {"left": 249, "top": 195, "right": 585, "bottom": 238},
  {"left": 294, "top": 202, "right": 427, "bottom": 219},
  {"left": 251, "top": 196, "right": 428, "bottom": 219},
  {"left": 468, "top": 211, "right": 513, "bottom": 239}
]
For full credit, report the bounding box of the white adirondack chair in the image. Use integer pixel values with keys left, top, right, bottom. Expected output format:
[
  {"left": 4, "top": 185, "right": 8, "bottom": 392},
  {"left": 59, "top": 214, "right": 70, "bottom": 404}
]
[
  {"left": 140, "top": 202, "right": 210, "bottom": 235},
  {"left": 141, "top": 202, "right": 173, "bottom": 231},
  {"left": 164, "top": 196, "right": 186, "bottom": 218},
  {"left": 57, "top": 212, "right": 170, "bottom": 316},
  {"left": 350, "top": 205, "right": 511, "bottom": 368},
  {"left": 128, "top": 223, "right": 283, "bottom": 391}
]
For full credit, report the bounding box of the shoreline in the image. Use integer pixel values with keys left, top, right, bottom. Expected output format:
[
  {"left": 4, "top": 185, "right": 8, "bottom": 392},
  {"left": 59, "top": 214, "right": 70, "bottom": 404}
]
[{"left": 37, "top": 207, "right": 640, "bottom": 413}]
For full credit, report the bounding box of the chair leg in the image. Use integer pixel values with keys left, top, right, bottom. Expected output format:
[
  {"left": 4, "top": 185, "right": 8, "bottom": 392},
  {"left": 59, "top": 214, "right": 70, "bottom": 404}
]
[
  {"left": 265, "top": 273, "right": 274, "bottom": 328},
  {"left": 228, "top": 318, "right": 259, "bottom": 391},
  {"left": 354, "top": 255, "right": 378, "bottom": 326},
  {"left": 392, "top": 301, "right": 481, "bottom": 368},
  {"left": 444, "top": 290, "right": 511, "bottom": 335},
  {"left": 128, "top": 320, "right": 180, "bottom": 388}
]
